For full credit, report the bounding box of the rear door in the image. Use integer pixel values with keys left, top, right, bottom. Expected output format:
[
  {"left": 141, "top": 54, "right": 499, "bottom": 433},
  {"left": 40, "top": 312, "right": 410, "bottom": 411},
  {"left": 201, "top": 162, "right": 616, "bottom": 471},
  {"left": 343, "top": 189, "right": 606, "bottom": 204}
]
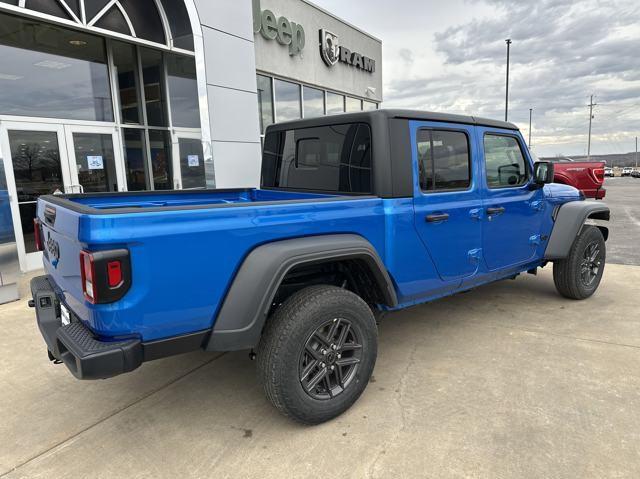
[
  {"left": 479, "top": 129, "right": 546, "bottom": 270},
  {"left": 412, "top": 122, "right": 483, "bottom": 282}
]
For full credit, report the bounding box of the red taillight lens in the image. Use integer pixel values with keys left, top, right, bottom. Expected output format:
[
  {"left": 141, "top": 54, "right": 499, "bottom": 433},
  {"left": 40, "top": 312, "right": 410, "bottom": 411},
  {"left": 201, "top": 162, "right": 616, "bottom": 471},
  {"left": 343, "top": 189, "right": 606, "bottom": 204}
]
[
  {"left": 80, "top": 249, "right": 131, "bottom": 304},
  {"left": 592, "top": 168, "right": 605, "bottom": 184},
  {"left": 80, "top": 251, "right": 97, "bottom": 303},
  {"left": 34, "top": 219, "right": 43, "bottom": 252},
  {"left": 107, "top": 260, "right": 123, "bottom": 288}
]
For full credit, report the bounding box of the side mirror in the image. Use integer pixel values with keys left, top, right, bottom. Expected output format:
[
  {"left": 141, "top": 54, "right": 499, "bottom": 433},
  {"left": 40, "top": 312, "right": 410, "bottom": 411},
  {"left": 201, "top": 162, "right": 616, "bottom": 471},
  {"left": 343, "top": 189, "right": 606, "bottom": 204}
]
[{"left": 533, "top": 161, "right": 554, "bottom": 187}]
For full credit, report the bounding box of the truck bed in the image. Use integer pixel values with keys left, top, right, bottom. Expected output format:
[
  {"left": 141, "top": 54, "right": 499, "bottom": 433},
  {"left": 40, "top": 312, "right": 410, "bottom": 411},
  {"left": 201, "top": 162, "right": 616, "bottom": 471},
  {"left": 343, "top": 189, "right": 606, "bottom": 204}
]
[{"left": 36, "top": 188, "right": 387, "bottom": 343}]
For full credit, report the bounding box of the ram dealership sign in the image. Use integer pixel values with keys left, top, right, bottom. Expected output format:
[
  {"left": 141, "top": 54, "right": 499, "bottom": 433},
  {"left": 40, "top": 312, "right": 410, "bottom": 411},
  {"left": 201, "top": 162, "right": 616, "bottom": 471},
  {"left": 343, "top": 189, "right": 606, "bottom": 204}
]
[
  {"left": 253, "top": 0, "right": 305, "bottom": 56},
  {"left": 320, "top": 29, "right": 376, "bottom": 73}
]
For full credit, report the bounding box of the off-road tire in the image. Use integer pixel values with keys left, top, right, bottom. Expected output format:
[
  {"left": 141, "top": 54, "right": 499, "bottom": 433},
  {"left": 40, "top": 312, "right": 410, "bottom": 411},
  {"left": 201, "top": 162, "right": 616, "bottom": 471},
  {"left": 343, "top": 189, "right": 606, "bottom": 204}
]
[
  {"left": 553, "top": 225, "right": 606, "bottom": 300},
  {"left": 257, "top": 285, "right": 378, "bottom": 425}
]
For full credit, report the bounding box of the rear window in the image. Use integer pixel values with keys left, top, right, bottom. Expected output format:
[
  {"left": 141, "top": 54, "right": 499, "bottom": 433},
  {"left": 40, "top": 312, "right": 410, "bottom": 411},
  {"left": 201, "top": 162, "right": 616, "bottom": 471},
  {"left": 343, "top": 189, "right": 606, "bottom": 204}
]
[{"left": 262, "top": 123, "right": 372, "bottom": 194}]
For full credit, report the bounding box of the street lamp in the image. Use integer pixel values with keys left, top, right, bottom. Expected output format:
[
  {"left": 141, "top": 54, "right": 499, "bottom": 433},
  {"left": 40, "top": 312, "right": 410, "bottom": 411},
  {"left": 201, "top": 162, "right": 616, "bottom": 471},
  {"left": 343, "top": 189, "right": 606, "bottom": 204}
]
[
  {"left": 529, "top": 108, "right": 533, "bottom": 147},
  {"left": 505, "top": 39, "right": 512, "bottom": 122}
]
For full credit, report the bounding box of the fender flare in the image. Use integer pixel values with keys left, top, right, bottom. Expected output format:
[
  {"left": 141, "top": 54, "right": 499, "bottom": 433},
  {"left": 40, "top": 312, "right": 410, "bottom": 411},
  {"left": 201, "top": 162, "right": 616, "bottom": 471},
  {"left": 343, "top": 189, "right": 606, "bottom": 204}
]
[
  {"left": 544, "top": 201, "right": 610, "bottom": 260},
  {"left": 206, "top": 234, "right": 397, "bottom": 352}
]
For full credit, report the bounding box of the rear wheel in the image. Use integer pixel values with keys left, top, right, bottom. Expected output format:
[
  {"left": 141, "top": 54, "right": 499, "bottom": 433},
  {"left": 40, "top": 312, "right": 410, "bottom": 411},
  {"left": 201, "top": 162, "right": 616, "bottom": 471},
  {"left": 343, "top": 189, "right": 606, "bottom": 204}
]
[
  {"left": 553, "top": 225, "right": 606, "bottom": 300},
  {"left": 257, "top": 285, "right": 377, "bottom": 425}
]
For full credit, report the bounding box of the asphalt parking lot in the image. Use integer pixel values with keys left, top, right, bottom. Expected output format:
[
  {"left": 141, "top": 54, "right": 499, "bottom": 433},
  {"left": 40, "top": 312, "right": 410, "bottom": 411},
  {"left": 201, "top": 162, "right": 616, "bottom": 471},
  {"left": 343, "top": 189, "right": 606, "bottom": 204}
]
[{"left": 1, "top": 178, "right": 639, "bottom": 479}]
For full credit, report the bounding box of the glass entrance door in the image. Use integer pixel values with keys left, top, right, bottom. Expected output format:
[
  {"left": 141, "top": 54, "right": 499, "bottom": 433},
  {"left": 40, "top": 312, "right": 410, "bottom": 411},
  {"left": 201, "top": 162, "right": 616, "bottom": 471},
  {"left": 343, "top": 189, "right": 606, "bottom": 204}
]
[
  {"left": 0, "top": 123, "right": 71, "bottom": 270},
  {"left": 64, "top": 126, "right": 126, "bottom": 194}
]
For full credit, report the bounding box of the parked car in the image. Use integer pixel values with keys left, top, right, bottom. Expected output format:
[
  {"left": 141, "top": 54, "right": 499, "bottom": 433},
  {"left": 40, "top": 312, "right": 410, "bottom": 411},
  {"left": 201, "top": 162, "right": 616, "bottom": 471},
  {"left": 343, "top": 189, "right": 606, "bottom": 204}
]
[
  {"left": 631, "top": 169, "right": 640, "bottom": 178},
  {"left": 549, "top": 158, "right": 606, "bottom": 199},
  {"left": 604, "top": 167, "right": 614, "bottom": 177},
  {"left": 622, "top": 167, "right": 633, "bottom": 176},
  {"left": 30, "top": 110, "right": 610, "bottom": 424}
]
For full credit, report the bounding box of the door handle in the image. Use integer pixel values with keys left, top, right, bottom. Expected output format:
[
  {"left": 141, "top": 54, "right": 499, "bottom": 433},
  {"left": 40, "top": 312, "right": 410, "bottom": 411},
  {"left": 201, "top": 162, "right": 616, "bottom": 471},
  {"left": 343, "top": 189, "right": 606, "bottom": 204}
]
[
  {"left": 486, "top": 207, "right": 505, "bottom": 216},
  {"left": 426, "top": 213, "right": 450, "bottom": 223}
]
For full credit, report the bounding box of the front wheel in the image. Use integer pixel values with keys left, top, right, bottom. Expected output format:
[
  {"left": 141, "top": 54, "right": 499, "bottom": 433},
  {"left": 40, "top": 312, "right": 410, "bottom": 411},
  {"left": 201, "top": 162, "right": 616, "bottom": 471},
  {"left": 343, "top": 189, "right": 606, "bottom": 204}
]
[
  {"left": 553, "top": 225, "right": 606, "bottom": 300},
  {"left": 257, "top": 285, "right": 378, "bottom": 425}
]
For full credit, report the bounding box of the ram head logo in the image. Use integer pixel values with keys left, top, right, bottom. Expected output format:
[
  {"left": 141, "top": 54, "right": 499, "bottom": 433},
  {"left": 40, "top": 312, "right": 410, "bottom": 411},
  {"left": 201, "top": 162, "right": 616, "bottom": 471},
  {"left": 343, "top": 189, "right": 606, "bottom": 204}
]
[{"left": 320, "top": 29, "right": 340, "bottom": 67}]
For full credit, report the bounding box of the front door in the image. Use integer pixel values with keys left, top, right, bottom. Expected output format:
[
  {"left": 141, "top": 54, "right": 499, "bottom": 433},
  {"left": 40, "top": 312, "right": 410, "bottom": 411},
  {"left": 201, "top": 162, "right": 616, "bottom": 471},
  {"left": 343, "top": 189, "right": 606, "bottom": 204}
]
[
  {"left": 479, "top": 129, "right": 546, "bottom": 271},
  {"left": 412, "top": 122, "right": 483, "bottom": 283},
  {"left": 0, "top": 122, "right": 125, "bottom": 271}
]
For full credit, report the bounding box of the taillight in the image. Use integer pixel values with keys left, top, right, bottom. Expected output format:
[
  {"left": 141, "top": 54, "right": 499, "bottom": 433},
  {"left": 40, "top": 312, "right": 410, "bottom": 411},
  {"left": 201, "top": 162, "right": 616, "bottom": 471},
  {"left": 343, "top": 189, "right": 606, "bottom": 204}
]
[
  {"left": 592, "top": 168, "right": 605, "bottom": 185},
  {"left": 80, "top": 249, "right": 131, "bottom": 304},
  {"left": 34, "top": 218, "right": 43, "bottom": 252},
  {"left": 80, "top": 251, "right": 97, "bottom": 303}
]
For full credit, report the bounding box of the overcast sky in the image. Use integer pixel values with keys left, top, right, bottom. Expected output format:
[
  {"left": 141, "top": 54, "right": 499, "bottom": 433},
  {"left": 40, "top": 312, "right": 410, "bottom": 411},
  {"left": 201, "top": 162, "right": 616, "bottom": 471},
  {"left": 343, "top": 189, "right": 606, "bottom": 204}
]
[{"left": 313, "top": 0, "right": 640, "bottom": 157}]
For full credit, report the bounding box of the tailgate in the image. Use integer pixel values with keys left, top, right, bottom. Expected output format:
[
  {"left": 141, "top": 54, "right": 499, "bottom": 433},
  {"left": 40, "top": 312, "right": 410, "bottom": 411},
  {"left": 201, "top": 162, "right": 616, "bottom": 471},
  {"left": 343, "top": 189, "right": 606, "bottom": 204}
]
[{"left": 36, "top": 199, "right": 87, "bottom": 319}]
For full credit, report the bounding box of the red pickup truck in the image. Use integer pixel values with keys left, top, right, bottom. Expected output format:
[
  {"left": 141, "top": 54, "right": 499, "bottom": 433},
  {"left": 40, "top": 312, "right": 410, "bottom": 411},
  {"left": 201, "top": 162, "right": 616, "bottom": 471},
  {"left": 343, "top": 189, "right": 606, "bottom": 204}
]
[{"left": 549, "top": 158, "right": 606, "bottom": 199}]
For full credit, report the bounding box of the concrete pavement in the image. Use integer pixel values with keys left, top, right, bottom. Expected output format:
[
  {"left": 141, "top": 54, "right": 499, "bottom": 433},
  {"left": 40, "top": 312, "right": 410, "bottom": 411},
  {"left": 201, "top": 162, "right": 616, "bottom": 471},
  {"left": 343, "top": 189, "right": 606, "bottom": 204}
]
[{"left": 2, "top": 264, "right": 640, "bottom": 479}]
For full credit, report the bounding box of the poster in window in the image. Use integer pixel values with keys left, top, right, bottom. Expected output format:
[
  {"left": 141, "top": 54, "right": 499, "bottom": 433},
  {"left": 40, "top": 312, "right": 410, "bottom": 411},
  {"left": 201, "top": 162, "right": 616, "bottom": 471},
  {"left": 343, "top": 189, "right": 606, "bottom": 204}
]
[
  {"left": 187, "top": 155, "right": 200, "bottom": 167},
  {"left": 87, "top": 156, "right": 104, "bottom": 170}
]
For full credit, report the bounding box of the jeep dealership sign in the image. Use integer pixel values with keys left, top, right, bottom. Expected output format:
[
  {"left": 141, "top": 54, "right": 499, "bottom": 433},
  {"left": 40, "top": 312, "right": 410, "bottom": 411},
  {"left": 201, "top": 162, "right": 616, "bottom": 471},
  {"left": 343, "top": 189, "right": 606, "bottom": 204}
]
[
  {"left": 253, "top": 0, "right": 305, "bottom": 56},
  {"left": 320, "top": 29, "right": 376, "bottom": 73}
]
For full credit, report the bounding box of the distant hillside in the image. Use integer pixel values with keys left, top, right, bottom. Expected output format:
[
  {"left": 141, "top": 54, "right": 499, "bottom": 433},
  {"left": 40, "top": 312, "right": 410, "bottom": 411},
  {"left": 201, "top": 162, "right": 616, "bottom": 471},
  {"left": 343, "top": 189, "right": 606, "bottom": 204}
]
[{"left": 540, "top": 152, "right": 638, "bottom": 167}]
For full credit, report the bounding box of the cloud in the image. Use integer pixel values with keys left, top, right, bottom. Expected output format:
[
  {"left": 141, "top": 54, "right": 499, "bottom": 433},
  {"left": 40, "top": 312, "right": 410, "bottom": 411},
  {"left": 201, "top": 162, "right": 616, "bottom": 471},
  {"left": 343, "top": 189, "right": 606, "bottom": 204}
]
[{"left": 384, "top": 0, "right": 640, "bottom": 156}]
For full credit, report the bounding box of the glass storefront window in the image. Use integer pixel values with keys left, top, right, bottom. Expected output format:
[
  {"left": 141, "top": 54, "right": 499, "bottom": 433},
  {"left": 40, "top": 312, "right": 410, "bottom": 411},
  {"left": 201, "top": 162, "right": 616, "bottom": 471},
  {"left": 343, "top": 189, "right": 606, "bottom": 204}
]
[
  {"left": 166, "top": 54, "right": 200, "bottom": 128},
  {"left": 346, "top": 97, "right": 363, "bottom": 112},
  {"left": 303, "top": 86, "right": 325, "bottom": 118},
  {"left": 0, "top": 13, "right": 113, "bottom": 122},
  {"left": 257, "top": 75, "right": 274, "bottom": 134},
  {"left": 363, "top": 101, "right": 378, "bottom": 111},
  {"left": 112, "top": 41, "right": 141, "bottom": 124},
  {"left": 140, "top": 47, "right": 167, "bottom": 127},
  {"left": 123, "top": 128, "right": 148, "bottom": 191},
  {"left": 326, "top": 92, "right": 345, "bottom": 115},
  {"left": 274, "top": 79, "right": 301, "bottom": 122},
  {"left": 178, "top": 138, "right": 206, "bottom": 189},
  {"left": 149, "top": 130, "right": 172, "bottom": 190}
]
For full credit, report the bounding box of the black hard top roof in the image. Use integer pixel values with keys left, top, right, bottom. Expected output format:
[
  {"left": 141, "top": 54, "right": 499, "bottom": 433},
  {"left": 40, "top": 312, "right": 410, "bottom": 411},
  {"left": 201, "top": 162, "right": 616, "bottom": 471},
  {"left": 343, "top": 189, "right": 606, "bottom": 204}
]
[{"left": 266, "top": 109, "right": 519, "bottom": 132}]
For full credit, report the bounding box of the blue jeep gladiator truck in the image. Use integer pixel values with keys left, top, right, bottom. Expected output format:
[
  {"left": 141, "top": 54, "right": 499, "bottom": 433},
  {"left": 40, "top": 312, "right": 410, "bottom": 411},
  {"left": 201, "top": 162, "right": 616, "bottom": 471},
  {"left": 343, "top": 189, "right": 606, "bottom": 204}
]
[{"left": 30, "top": 110, "right": 610, "bottom": 424}]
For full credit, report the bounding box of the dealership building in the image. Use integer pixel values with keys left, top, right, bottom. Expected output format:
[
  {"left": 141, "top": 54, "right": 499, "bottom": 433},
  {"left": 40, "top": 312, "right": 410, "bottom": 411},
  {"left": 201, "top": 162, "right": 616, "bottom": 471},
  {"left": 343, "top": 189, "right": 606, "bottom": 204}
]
[{"left": 0, "top": 0, "right": 383, "bottom": 281}]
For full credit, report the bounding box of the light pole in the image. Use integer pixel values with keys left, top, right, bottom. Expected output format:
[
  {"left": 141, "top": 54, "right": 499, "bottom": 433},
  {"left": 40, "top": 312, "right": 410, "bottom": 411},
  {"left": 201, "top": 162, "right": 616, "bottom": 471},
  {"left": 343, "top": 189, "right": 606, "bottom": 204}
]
[
  {"left": 505, "top": 39, "right": 512, "bottom": 122},
  {"left": 587, "top": 95, "right": 597, "bottom": 159},
  {"left": 528, "top": 108, "right": 533, "bottom": 147}
]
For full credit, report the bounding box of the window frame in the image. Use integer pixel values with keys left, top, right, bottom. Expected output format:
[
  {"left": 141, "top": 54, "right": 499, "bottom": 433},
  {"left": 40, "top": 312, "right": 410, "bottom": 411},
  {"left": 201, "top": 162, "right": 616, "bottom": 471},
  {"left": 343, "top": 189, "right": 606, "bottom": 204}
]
[
  {"left": 262, "top": 122, "right": 374, "bottom": 196},
  {"left": 416, "top": 127, "right": 473, "bottom": 194},
  {"left": 482, "top": 132, "right": 531, "bottom": 190}
]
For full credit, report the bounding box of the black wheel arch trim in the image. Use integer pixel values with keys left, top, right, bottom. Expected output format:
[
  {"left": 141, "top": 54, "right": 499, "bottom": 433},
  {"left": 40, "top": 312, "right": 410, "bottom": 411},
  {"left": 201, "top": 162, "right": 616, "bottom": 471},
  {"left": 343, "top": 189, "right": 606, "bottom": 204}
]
[
  {"left": 545, "top": 201, "right": 610, "bottom": 260},
  {"left": 206, "top": 234, "right": 397, "bottom": 352}
]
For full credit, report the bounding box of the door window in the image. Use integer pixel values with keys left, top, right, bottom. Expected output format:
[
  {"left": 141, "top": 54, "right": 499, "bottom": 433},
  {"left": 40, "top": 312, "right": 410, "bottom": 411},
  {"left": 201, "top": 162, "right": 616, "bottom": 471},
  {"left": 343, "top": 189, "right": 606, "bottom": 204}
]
[
  {"left": 8, "top": 130, "right": 63, "bottom": 253},
  {"left": 417, "top": 130, "right": 471, "bottom": 192},
  {"left": 484, "top": 135, "right": 529, "bottom": 188},
  {"left": 178, "top": 138, "right": 205, "bottom": 189},
  {"left": 72, "top": 133, "right": 118, "bottom": 193}
]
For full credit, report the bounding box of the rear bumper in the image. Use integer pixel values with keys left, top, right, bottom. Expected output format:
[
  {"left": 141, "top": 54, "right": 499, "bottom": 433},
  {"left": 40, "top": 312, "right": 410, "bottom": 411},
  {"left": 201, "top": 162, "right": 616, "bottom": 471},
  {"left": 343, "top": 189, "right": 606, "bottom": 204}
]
[
  {"left": 30, "top": 276, "right": 210, "bottom": 380},
  {"left": 583, "top": 187, "right": 606, "bottom": 199}
]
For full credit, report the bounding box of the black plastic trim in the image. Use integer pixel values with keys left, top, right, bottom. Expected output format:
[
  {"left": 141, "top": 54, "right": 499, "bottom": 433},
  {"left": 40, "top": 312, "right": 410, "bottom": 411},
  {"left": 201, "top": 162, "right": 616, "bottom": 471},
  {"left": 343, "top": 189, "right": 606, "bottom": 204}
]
[
  {"left": 31, "top": 276, "right": 211, "bottom": 380},
  {"left": 207, "top": 234, "right": 397, "bottom": 352},
  {"left": 545, "top": 201, "right": 611, "bottom": 260}
]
